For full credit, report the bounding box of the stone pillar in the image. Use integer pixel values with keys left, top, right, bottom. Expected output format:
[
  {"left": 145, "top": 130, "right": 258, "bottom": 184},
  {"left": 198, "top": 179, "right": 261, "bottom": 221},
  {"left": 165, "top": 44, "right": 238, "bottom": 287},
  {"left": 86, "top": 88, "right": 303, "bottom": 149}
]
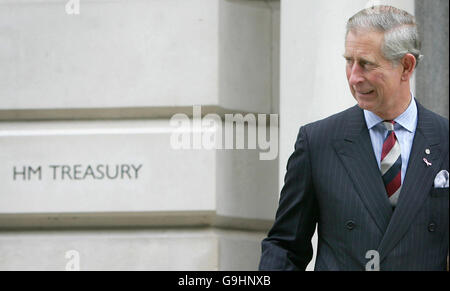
[
  {"left": 0, "top": 0, "right": 280, "bottom": 271},
  {"left": 415, "top": 0, "right": 449, "bottom": 119}
]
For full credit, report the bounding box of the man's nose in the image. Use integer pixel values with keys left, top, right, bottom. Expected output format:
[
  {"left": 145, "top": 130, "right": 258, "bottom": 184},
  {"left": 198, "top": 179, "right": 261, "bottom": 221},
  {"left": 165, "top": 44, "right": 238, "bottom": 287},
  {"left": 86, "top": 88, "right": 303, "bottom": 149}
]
[{"left": 348, "top": 63, "right": 365, "bottom": 86}]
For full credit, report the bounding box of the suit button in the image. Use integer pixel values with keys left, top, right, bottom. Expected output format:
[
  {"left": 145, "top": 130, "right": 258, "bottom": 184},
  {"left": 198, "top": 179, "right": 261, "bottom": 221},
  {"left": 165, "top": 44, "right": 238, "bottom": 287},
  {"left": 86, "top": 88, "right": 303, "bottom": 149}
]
[
  {"left": 346, "top": 220, "right": 356, "bottom": 230},
  {"left": 428, "top": 222, "right": 436, "bottom": 232}
]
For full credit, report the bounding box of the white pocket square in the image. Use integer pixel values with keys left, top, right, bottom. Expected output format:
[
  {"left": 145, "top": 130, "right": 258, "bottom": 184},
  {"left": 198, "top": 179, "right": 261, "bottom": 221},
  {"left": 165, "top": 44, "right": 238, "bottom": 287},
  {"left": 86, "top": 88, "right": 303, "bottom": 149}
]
[{"left": 434, "top": 170, "right": 449, "bottom": 188}]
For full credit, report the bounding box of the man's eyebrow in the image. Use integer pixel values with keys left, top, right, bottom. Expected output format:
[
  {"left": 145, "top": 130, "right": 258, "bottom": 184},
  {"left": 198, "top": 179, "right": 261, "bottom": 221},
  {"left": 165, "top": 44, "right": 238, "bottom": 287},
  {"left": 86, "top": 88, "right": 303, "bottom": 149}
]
[
  {"left": 359, "top": 57, "right": 376, "bottom": 64},
  {"left": 342, "top": 54, "right": 375, "bottom": 64},
  {"left": 343, "top": 54, "right": 357, "bottom": 60}
]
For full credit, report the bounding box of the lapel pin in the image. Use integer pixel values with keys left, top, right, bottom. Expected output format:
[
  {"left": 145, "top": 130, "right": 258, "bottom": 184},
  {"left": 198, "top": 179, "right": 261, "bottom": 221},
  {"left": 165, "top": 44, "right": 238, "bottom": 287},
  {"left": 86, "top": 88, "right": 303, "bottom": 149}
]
[
  {"left": 425, "top": 149, "right": 431, "bottom": 155},
  {"left": 423, "top": 158, "right": 432, "bottom": 167}
]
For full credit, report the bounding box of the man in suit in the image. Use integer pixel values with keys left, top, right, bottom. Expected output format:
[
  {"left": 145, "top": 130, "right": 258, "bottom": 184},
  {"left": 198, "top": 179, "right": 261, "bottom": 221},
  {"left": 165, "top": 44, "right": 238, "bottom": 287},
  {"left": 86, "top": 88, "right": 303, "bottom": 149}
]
[{"left": 259, "top": 5, "right": 449, "bottom": 271}]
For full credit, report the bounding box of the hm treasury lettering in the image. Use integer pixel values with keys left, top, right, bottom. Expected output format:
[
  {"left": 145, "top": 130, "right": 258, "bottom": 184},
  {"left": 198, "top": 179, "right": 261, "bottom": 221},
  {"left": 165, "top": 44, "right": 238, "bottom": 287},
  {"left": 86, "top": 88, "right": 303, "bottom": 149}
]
[{"left": 12, "top": 163, "right": 143, "bottom": 181}]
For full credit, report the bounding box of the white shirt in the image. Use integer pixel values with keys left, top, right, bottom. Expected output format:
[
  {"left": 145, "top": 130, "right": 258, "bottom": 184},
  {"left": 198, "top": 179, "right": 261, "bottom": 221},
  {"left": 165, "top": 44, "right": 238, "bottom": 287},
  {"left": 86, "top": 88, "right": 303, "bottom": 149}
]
[{"left": 363, "top": 96, "right": 418, "bottom": 183}]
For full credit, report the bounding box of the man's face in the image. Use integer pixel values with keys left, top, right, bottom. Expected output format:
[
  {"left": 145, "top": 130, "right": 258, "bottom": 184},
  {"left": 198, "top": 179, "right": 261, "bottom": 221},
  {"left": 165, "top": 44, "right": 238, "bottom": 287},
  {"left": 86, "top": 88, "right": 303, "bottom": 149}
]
[{"left": 344, "top": 29, "right": 404, "bottom": 116}]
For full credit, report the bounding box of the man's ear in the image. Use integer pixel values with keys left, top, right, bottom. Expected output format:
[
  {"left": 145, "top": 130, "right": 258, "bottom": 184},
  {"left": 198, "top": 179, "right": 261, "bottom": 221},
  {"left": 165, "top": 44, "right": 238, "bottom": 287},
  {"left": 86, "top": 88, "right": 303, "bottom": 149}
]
[{"left": 400, "top": 53, "right": 416, "bottom": 81}]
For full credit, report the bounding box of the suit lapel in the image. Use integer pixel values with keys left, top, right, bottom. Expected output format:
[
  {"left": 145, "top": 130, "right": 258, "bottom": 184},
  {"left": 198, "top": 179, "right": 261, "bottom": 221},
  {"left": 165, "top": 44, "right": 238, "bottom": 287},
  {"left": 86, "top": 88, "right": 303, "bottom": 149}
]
[
  {"left": 378, "top": 102, "right": 442, "bottom": 262},
  {"left": 333, "top": 106, "right": 393, "bottom": 234}
]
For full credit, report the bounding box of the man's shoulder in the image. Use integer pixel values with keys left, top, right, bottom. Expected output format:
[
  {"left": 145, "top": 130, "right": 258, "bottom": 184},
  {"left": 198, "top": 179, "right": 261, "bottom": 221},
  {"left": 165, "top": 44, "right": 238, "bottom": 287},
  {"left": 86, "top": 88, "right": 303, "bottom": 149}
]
[
  {"left": 301, "top": 104, "right": 362, "bottom": 136},
  {"left": 417, "top": 102, "right": 449, "bottom": 135}
]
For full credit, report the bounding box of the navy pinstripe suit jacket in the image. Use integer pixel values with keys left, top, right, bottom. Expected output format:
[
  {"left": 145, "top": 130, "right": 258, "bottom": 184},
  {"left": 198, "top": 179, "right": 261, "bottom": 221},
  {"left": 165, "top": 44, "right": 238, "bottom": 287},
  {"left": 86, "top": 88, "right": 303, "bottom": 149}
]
[{"left": 259, "top": 101, "right": 449, "bottom": 271}]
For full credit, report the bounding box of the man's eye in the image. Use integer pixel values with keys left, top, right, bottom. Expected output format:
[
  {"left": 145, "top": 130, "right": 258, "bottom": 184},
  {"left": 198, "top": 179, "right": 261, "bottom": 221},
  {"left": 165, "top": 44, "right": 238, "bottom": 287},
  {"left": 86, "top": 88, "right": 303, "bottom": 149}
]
[{"left": 360, "top": 61, "right": 374, "bottom": 69}]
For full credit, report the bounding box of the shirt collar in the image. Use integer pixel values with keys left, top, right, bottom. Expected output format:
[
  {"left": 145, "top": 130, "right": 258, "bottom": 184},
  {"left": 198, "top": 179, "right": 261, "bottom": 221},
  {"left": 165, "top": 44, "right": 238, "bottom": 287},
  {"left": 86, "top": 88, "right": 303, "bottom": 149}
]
[{"left": 364, "top": 93, "right": 417, "bottom": 133}]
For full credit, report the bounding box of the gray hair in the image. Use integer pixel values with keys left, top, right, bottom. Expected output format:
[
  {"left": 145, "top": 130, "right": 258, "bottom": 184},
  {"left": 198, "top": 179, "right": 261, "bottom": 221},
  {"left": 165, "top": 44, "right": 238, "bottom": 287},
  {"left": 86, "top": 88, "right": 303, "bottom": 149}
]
[{"left": 346, "top": 5, "right": 423, "bottom": 67}]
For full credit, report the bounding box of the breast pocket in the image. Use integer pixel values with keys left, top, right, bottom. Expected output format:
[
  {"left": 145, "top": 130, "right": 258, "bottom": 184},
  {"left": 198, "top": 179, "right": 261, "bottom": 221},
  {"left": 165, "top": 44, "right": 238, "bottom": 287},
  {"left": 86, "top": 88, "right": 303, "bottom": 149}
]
[{"left": 430, "top": 187, "right": 449, "bottom": 198}]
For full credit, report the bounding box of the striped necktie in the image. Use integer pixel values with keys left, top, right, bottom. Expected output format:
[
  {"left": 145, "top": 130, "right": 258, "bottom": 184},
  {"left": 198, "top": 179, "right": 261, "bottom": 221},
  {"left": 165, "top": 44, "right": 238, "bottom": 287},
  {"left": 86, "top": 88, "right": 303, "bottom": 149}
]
[{"left": 381, "top": 121, "right": 402, "bottom": 206}]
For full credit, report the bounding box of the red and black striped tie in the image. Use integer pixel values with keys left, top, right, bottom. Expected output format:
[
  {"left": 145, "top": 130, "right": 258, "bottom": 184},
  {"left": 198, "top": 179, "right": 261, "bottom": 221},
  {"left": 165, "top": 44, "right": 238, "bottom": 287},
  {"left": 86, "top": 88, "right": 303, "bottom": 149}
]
[{"left": 381, "top": 121, "right": 402, "bottom": 206}]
